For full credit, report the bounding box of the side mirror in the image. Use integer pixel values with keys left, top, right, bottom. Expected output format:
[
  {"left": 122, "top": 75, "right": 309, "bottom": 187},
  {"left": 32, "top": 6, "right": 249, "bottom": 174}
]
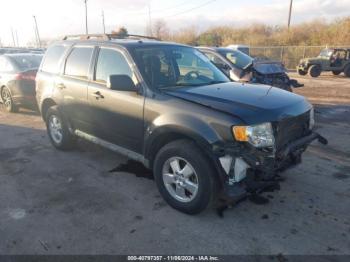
[{"left": 107, "top": 75, "right": 136, "bottom": 91}]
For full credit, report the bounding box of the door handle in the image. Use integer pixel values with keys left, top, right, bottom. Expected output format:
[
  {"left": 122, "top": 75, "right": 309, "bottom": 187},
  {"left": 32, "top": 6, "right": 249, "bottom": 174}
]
[
  {"left": 92, "top": 91, "right": 104, "bottom": 99},
  {"left": 56, "top": 83, "right": 66, "bottom": 90}
]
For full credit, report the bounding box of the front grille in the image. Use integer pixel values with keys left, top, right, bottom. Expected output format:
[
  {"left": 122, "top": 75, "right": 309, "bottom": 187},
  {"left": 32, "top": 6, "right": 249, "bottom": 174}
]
[{"left": 274, "top": 111, "right": 311, "bottom": 150}]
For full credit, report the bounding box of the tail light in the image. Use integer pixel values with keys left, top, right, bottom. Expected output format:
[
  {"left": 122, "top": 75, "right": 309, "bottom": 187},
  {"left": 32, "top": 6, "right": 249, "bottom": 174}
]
[{"left": 15, "top": 70, "right": 37, "bottom": 81}]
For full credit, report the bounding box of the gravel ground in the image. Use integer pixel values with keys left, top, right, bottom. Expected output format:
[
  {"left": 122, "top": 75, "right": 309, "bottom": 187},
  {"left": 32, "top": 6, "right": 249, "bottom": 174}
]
[{"left": 0, "top": 73, "right": 349, "bottom": 255}]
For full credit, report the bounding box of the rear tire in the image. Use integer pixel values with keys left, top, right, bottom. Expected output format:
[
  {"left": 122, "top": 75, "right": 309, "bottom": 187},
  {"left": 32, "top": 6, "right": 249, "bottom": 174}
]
[
  {"left": 1, "top": 87, "right": 18, "bottom": 113},
  {"left": 45, "top": 106, "right": 75, "bottom": 150},
  {"left": 308, "top": 65, "right": 321, "bottom": 78},
  {"left": 332, "top": 70, "right": 342, "bottom": 76},
  {"left": 153, "top": 139, "right": 218, "bottom": 215},
  {"left": 298, "top": 69, "right": 307, "bottom": 76},
  {"left": 344, "top": 65, "right": 350, "bottom": 77}
]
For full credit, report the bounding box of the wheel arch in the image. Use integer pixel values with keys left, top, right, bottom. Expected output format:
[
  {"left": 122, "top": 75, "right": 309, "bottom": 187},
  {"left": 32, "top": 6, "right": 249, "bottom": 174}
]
[
  {"left": 41, "top": 98, "right": 57, "bottom": 120},
  {"left": 144, "top": 124, "right": 222, "bottom": 171},
  {"left": 0, "top": 85, "right": 5, "bottom": 103}
]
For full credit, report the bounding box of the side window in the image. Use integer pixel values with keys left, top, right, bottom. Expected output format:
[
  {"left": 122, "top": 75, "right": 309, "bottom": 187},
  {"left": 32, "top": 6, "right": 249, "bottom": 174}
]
[
  {"left": 41, "top": 45, "right": 67, "bottom": 74},
  {"left": 95, "top": 48, "right": 133, "bottom": 84},
  {"left": 204, "top": 52, "right": 226, "bottom": 66},
  {"left": 64, "top": 47, "right": 93, "bottom": 79}
]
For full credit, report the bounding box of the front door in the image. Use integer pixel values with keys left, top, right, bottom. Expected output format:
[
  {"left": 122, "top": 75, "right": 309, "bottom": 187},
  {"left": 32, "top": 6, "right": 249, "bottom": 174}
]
[{"left": 87, "top": 47, "right": 144, "bottom": 153}]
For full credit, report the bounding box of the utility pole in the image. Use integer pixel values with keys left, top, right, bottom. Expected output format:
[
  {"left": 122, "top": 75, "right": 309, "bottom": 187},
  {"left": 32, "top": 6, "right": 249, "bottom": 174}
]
[
  {"left": 33, "top": 16, "right": 41, "bottom": 48},
  {"left": 84, "top": 0, "right": 88, "bottom": 34},
  {"left": 287, "top": 0, "right": 293, "bottom": 29},
  {"left": 15, "top": 30, "right": 19, "bottom": 47},
  {"left": 101, "top": 10, "right": 106, "bottom": 34},
  {"left": 148, "top": 1, "right": 152, "bottom": 36},
  {"left": 11, "top": 28, "right": 16, "bottom": 47}
]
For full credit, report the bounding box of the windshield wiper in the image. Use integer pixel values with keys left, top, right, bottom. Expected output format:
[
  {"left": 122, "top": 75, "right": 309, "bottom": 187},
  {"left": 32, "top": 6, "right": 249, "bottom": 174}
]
[{"left": 206, "top": 80, "right": 227, "bottom": 85}]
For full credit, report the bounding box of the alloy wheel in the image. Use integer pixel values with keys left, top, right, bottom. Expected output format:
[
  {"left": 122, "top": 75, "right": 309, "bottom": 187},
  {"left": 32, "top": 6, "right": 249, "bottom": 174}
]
[
  {"left": 162, "top": 157, "right": 199, "bottom": 203},
  {"left": 1, "top": 88, "right": 12, "bottom": 110},
  {"left": 48, "top": 115, "right": 63, "bottom": 145}
]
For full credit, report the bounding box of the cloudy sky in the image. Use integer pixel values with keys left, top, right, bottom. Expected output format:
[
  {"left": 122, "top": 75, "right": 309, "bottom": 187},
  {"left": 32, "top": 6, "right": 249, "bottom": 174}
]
[{"left": 0, "top": 0, "right": 349, "bottom": 46}]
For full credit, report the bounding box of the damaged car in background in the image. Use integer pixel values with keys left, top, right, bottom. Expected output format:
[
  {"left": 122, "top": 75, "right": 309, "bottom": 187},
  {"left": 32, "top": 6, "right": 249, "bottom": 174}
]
[
  {"left": 198, "top": 46, "right": 303, "bottom": 92},
  {"left": 297, "top": 48, "right": 350, "bottom": 77},
  {"left": 36, "top": 35, "right": 327, "bottom": 214}
]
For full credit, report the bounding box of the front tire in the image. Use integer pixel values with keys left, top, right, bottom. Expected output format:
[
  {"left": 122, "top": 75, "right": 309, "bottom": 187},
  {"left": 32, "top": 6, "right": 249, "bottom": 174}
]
[
  {"left": 153, "top": 139, "right": 218, "bottom": 215},
  {"left": 344, "top": 65, "right": 350, "bottom": 77},
  {"left": 45, "top": 106, "right": 75, "bottom": 150},
  {"left": 332, "top": 70, "right": 342, "bottom": 75},
  {"left": 1, "top": 87, "right": 18, "bottom": 113},
  {"left": 308, "top": 65, "right": 321, "bottom": 78},
  {"left": 298, "top": 69, "right": 307, "bottom": 76}
]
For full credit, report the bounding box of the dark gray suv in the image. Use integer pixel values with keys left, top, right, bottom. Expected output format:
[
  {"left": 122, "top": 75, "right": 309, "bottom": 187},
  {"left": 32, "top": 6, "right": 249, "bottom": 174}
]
[{"left": 36, "top": 34, "right": 327, "bottom": 214}]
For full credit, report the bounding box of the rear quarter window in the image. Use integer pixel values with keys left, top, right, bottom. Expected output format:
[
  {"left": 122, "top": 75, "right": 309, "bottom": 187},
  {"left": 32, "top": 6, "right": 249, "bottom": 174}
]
[
  {"left": 0, "top": 57, "right": 14, "bottom": 72},
  {"left": 11, "top": 55, "right": 43, "bottom": 70},
  {"left": 41, "top": 45, "right": 67, "bottom": 74}
]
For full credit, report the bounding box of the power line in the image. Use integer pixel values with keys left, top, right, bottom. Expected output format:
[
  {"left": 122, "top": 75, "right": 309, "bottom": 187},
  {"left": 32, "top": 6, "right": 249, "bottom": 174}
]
[
  {"left": 166, "top": 0, "right": 217, "bottom": 18},
  {"left": 112, "top": 0, "right": 192, "bottom": 16},
  {"left": 150, "top": 0, "right": 190, "bottom": 13}
]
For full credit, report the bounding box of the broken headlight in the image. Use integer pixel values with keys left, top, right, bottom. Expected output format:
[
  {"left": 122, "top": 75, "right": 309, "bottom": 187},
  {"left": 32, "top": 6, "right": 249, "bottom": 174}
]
[{"left": 233, "top": 122, "right": 275, "bottom": 148}]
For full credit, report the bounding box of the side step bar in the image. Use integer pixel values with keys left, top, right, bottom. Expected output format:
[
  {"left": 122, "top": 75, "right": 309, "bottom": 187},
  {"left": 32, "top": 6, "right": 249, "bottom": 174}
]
[{"left": 74, "top": 130, "right": 149, "bottom": 168}]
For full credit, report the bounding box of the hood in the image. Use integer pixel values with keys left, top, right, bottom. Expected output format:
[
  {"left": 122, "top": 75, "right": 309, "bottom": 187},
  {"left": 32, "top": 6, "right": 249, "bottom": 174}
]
[
  {"left": 302, "top": 57, "right": 325, "bottom": 64},
  {"left": 165, "top": 82, "right": 311, "bottom": 124},
  {"left": 253, "top": 60, "right": 286, "bottom": 74}
]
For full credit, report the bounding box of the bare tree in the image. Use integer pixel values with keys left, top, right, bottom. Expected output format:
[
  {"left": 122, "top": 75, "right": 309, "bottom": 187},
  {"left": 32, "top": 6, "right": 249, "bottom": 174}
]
[{"left": 152, "top": 19, "right": 170, "bottom": 40}]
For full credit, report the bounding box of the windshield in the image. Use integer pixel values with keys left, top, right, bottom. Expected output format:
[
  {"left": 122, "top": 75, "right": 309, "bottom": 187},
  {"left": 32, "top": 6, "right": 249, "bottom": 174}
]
[
  {"left": 132, "top": 46, "right": 229, "bottom": 89},
  {"left": 11, "top": 55, "right": 43, "bottom": 70},
  {"left": 318, "top": 49, "right": 333, "bottom": 58},
  {"left": 219, "top": 49, "right": 253, "bottom": 69}
]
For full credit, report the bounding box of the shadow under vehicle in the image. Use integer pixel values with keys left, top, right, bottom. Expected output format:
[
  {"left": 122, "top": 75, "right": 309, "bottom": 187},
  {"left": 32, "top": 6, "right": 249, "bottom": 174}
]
[
  {"left": 0, "top": 53, "right": 43, "bottom": 112},
  {"left": 297, "top": 48, "right": 350, "bottom": 77},
  {"left": 198, "top": 47, "right": 303, "bottom": 92},
  {"left": 36, "top": 34, "right": 327, "bottom": 214}
]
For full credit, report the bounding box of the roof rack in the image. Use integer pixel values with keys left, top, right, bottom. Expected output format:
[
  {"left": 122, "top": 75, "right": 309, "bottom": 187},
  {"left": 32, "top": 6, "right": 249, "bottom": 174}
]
[{"left": 62, "top": 34, "right": 160, "bottom": 41}]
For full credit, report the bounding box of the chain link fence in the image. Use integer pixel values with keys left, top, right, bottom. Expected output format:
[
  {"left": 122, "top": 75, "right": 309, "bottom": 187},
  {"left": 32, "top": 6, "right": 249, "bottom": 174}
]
[{"left": 249, "top": 46, "right": 349, "bottom": 70}]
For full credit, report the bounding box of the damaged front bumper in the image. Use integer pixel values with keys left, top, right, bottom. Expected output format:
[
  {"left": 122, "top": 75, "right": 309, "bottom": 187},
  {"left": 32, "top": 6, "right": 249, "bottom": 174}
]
[{"left": 214, "top": 132, "right": 328, "bottom": 201}]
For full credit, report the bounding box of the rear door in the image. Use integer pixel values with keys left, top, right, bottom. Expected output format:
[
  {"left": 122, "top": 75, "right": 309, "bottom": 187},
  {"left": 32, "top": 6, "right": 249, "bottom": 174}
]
[
  {"left": 87, "top": 46, "right": 144, "bottom": 153},
  {"left": 59, "top": 45, "right": 94, "bottom": 132}
]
